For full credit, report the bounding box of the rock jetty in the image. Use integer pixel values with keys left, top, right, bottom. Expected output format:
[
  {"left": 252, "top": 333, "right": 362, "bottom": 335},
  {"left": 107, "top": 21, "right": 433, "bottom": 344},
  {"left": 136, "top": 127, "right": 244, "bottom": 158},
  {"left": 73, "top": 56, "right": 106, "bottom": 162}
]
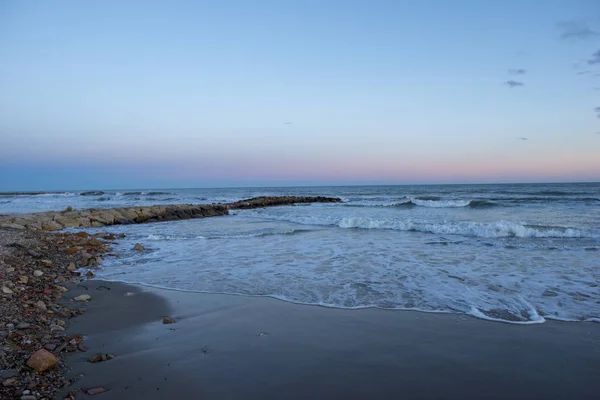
[{"left": 0, "top": 196, "right": 342, "bottom": 231}]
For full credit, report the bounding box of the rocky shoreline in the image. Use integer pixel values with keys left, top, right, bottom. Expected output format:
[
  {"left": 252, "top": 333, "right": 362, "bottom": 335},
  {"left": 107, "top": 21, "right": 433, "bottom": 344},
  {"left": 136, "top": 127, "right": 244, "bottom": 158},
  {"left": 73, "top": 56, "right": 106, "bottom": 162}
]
[
  {"left": 0, "top": 196, "right": 342, "bottom": 231},
  {"left": 1, "top": 228, "right": 114, "bottom": 399},
  {"left": 0, "top": 196, "right": 341, "bottom": 399}
]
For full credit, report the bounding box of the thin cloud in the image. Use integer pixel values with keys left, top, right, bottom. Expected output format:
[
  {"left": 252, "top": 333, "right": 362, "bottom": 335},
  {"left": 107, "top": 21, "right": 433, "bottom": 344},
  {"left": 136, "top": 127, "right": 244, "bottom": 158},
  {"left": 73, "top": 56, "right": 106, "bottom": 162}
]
[
  {"left": 558, "top": 21, "right": 599, "bottom": 40},
  {"left": 508, "top": 69, "right": 527, "bottom": 75},
  {"left": 284, "top": 122, "right": 293, "bottom": 125},
  {"left": 509, "top": 69, "right": 527, "bottom": 75},
  {"left": 588, "top": 49, "right": 600, "bottom": 65},
  {"left": 518, "top": 137, "right": 528, "bottom": 141},
  {"left": 577, "top": 70, "right": 591, "bottom": 75},
  {"left": 505, "top": 80, "right": 524, "bottom": 88}
]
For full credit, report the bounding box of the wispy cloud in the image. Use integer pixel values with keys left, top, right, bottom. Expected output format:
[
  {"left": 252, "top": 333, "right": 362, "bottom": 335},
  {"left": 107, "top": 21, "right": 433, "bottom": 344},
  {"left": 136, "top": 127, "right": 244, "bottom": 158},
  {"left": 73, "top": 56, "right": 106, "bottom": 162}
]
[
  {"left": 518, "top": 137, "right": 528, "bottom": 141},
  {"left": 558, "top": 21, "right": 599, "bottom": 41},
  {"left": 577, "top": 70, "right": 591, "bottom": 75},
  {"left": 587, "top": 49, "right": 600, "bottom": 65},
  {"left": 284, "top": 122, "right": 293, "bottom": 125},
  {"left": 505, "top": 80, "right": 524, "bottom": 88},
  {"left": 508, "top": 69, "right": 527, "bottom": 75},
  {"left": 595, "top": 107, "right": 600, "bottom": 118}
]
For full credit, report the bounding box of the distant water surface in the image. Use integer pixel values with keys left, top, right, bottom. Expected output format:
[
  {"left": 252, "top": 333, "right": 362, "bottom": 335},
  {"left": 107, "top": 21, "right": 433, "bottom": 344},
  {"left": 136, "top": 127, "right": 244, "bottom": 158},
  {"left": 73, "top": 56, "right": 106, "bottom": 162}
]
[{"left": 2, "top": 183, "right": 599, "bottom": 324}]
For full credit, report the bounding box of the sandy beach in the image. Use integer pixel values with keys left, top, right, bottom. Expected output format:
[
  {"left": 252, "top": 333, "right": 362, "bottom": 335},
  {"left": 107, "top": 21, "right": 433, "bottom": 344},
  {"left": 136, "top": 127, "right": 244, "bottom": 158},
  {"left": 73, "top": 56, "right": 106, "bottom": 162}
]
[{"left": 60, "top": 280, "right": 600, "bottom": 399}]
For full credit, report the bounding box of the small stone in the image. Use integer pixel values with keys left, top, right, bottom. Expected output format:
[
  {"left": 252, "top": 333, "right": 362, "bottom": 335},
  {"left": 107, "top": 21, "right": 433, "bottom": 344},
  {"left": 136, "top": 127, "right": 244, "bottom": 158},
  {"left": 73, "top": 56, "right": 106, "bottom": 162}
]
[
  {"left": 118, "top": 233, "right": 126, "bottom": 238},
  {"left": 28, "top": 249, "right": 41, "bottom": 258},
  {"left": 74, "top": 294, "right": 91, "bottom": 302},
  {"left": 6, "top": 267, "right": 15, "bottom": 273},
  {"left": 19, "top": 276, "right": 29, "bottom": 284},
  {"left": 132, "top": 243, "right": 144, "bottom": 251},
  {"left": 86, "top": 387, "right": 106, "bottom": 395},
  {"left": 6, "top": 323, "right": 14, "bottom": 330},
  {"left": 106, "top": 354, "right": 115, "bottom": 360},
  {"left": 85, "top": 271, "right": 95, "bottom": 278},
  {"left": 2, "top": 378, "right": 17, "bottom": 387},
  {"left": 56, "top": 320, "right": 65, "bottom": 326},
  {"left": 67, "top": 263, "right": 77, "bottom": 272},
  {"left": 16, "top": 322, "right": 30, "bottom": 329},
  {"left": 27, "top": 349, "right": 58, "bottom": 372},
  {"left": 41, "top": 259, "right": 53, "bottom": 267},
  {"left": 55, "top": 285, "right": 68, "bottom": 292},
  {"left": 2, "top": 286, "right": 14, "bottom": 294},
  {"left": 75, "top": 232, "right": 89, "bottom": 238},
  {"left": 50, "top": 324, "right": 65, "bottom": 332},
  {"left": 44, "top": 343, "right": 56, "bottom": 351},
  {"left": 64, "top": 247, "right": 78, "bottom": 255},
  {"left": 21, "top": 395, "right": 37, "bottom": 400},
  {"left": 33, "top": 270, "right": 43, "bottom": 277},
  {"left": 88, "top": 354, "right": 103, "bottom": 363},
  {"left": 36, "top": 301, "right": 47, "bottom": 311},
  {"left": 26, "top": 381, "right": 37, "bottom": 390},
  {"left": 162, "top": 316, "right": 176, "bottom": 324}
]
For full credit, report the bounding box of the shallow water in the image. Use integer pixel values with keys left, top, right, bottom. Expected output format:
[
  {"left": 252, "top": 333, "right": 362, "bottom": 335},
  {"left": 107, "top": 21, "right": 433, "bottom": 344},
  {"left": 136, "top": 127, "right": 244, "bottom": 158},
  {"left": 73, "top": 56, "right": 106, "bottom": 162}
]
[{"left": 3, "top": 183, "right": 599, "bottom": 323}]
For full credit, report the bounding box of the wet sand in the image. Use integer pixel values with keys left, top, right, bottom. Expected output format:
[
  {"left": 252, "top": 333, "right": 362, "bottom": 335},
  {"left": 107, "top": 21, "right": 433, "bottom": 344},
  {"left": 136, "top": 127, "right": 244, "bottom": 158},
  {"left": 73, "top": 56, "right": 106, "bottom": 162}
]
[{"left": 62, "top": 280, "right": 600, "bottom": 399}]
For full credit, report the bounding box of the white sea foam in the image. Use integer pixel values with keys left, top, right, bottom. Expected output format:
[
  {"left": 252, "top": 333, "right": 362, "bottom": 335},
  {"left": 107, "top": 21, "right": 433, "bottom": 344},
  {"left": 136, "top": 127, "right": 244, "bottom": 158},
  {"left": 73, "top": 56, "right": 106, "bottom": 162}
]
[{"left": 243, "top": 211, "right": 588, "bottom": 238}]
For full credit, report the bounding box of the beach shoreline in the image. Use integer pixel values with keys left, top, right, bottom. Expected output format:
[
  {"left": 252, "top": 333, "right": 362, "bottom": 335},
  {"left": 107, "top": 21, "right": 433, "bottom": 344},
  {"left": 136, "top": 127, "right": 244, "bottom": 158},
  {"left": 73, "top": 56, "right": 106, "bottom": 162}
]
[
  {"left": 60, "top": 279, "right": 600, "bottom": 399},
  {"left": 1, "top": 192, "right": 599, "bottom": 399}
]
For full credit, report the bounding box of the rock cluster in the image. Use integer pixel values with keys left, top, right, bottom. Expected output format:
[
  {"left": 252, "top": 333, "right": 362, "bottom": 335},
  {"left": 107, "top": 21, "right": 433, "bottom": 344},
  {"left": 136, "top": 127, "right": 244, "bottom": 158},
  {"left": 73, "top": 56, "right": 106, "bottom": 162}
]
[
  {"left": 0, "top": 228, "right": 113, "bottom": 399},
  {"left": 226, "top": 196, "right": 342, "bottom": 210},
  {"left": 0, "top": 204, "right": 229, "bottom": 231},
  {"left": 0, "top": 196, "right": 342, "bottom": 231}
]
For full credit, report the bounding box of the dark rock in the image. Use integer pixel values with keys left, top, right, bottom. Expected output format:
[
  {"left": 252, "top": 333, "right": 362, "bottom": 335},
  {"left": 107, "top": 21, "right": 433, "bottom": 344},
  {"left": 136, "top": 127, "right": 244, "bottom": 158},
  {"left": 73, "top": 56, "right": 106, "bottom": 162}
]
[
  {"left": 132, "top": 243, "right": 144, "bottom": 251},
  {"left": 80, "top": 191, "right": 104, "bottom": 196},
  {"left": 86, "top": 387, "right": 106, "bottom": 395}
]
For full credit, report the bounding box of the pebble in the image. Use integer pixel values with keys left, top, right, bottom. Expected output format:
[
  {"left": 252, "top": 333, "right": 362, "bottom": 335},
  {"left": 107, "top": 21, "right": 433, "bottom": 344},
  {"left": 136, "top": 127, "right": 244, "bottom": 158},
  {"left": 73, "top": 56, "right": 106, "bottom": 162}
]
[
  {"left": 2, "top": 286, "right": 14, "bottom": 294},
  {"left": 35, "top": 301, "right": 47, "bottom": 311},
  {"left": 7, "top": 267, "right": 15, "bottom": 272},
  {"left": 86, "top": 387, "right": 106, "bottom": 395},
  {"left": 21, "top": 395, "right": 37, "bottom": 400},
  {"left": 19, "top": 276, "right": 29, "bottom": 284},
  {"left": 67, "top": 263, "right": 77, "bottom": 272},
  {"left": 74, "top": 294, "right": 91, "bottom": 302},
  {"left": 50, "top": 324, "right": 64, "bottom": 332},
  {"left": 132, "top": 243, "right": 144, "bottom": 251},
  {"left": 41, "top": 259, "right": 53, "bottom": 267},
  {"left": 26, "top": 349, "right": 58, "bottom": 373},
  {"left": 6, "top": 323, "right": 15, "bottom": 330},
  {"left": 33, "top": 270, "right": 43, "bottom": 277},
  {"left": 2, "top": 378, "right": 17, "bottom": 386},
  {"left": 162, "top": 316, "right": 176, "bottom": 324},
  {"left": 16, "top": 322, "right": 30, "bottom": 329}
]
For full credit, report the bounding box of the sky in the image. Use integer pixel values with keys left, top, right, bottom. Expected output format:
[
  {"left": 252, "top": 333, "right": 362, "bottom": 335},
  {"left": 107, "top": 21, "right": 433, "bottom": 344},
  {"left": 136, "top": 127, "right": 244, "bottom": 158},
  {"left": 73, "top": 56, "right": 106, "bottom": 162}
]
[{"left": 1, "top": 0, "right": 599, "bottom": 190}]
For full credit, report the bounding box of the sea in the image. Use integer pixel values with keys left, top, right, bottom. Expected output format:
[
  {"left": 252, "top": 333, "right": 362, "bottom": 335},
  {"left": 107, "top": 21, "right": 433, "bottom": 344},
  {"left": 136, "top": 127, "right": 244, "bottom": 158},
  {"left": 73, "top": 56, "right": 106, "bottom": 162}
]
[{"left": 1, "top": 182, "right": 599, "bottom": 324}]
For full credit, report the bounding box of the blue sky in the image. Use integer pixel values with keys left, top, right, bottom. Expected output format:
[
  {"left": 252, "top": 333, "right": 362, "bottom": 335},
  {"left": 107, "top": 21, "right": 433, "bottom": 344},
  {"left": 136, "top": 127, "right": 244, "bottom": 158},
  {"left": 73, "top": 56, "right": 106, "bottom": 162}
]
[{"left": 1, "top": 0, "right": 599, "bottom": 190}]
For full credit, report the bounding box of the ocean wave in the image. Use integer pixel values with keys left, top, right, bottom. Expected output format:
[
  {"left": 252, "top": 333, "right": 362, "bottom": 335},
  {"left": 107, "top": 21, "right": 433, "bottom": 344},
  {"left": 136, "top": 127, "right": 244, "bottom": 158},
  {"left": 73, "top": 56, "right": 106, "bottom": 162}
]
[
  {"left": 80, "top": 191, "right": 104, "bottom": 196},
  {"left": 246, "top": 213, "right": 588, "bottom": 238},
  {"left": 345, "top": 198, "right": 496, "bottom": 208},
  {"left": 121, "top": 191, "right": 171, "bottom": 196},
  {"left": 146, "top": 229, "right": 314, "bottom": 241}
]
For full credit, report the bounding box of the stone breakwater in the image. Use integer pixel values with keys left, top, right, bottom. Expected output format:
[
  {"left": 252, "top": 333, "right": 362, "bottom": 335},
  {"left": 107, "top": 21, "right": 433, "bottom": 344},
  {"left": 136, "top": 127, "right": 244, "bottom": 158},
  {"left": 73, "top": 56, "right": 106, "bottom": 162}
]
[{"left": 0, "top": 196, "right": 342, "bottom": 231}]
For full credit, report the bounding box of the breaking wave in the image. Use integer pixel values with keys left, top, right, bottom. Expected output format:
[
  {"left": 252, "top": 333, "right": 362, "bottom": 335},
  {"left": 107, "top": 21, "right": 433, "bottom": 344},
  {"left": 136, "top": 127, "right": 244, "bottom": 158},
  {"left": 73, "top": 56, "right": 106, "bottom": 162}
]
[{"left": 246, "top": 213, "right": 588, "bottom": 238}]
